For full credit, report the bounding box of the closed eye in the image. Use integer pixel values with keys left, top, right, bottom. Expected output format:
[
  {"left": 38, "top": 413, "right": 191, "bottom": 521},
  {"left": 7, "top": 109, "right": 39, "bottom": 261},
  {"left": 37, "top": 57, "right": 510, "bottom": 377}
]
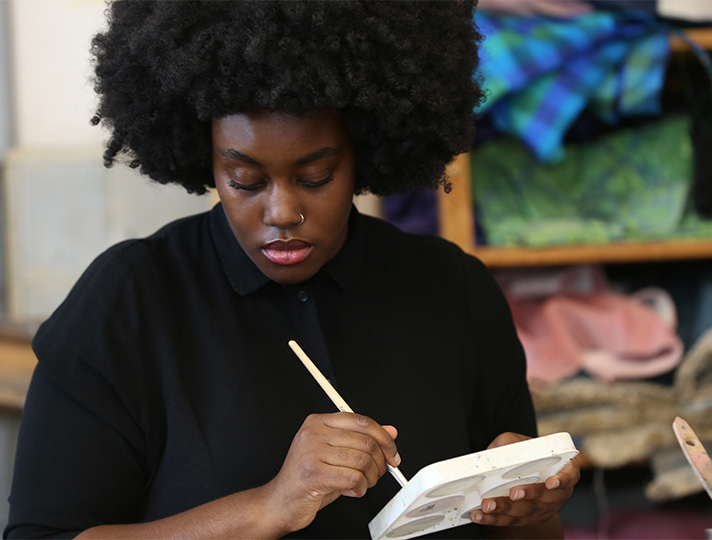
[
  {"left": 228, "top": 180, "right": 264, "bottom": 192},
  {"left": 298, "top": 174, "right": 334, "bottom": 188}
]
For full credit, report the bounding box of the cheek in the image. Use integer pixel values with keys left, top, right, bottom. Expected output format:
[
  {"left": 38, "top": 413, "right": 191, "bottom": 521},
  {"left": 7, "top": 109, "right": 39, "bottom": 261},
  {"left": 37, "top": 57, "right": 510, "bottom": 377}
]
[
  {"left": 317, "top": 194, "right": 352, "bottom": 228},
  {"left": 222, "top": 200, "right": 262, "bottom": 244}
]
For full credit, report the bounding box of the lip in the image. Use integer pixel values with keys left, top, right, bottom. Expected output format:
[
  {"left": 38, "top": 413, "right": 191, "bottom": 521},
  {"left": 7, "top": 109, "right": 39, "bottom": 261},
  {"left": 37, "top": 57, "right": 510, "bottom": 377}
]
[{"left": 262, "top": 239, "right": 313, "bottom": 266}]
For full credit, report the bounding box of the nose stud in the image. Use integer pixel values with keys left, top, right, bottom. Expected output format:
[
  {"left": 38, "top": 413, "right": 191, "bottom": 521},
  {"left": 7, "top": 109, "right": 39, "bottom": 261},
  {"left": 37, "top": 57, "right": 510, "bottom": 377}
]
[{"left": 298, "top": 213, "right": 305, "bottom": 225}]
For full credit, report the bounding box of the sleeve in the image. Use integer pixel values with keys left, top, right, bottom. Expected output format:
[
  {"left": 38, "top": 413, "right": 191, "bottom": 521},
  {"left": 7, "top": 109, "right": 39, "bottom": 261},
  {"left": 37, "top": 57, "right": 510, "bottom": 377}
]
[
  {"left": 4, "top": 248, "right": 149, "bottom": 539},
  {"left": 463, "top": 254, "right": 538, "bottom": 448}
]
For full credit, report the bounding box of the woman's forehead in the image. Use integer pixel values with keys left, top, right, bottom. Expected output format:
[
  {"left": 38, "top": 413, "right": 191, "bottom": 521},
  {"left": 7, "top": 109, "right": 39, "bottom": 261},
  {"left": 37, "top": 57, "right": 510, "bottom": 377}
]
[{"left": 212, "top": 109, "right": 351, "bottom": 154}]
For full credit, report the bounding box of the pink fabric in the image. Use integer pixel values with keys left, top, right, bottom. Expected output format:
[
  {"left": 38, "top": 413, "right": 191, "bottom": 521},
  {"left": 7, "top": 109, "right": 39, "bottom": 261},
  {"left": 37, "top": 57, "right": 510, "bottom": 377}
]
[
  {"left": 496, "top": 266, "right": 683, "bottom": 387},
  {"left": 478, "top": 0, "right": 593, "bottom": 17}
]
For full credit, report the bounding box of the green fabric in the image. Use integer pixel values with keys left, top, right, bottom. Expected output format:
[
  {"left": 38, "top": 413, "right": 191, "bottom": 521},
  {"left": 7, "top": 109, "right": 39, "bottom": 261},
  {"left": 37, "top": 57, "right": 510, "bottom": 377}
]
[{"left": 470, "top": 116, "right": 708, "bottom": 247}]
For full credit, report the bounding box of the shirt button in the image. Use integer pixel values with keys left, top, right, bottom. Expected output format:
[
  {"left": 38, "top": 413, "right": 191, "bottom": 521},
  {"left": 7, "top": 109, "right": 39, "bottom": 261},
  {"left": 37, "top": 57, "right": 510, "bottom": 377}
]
[{"left": 298, "top": 290, "right": 310, "bottom": 302}]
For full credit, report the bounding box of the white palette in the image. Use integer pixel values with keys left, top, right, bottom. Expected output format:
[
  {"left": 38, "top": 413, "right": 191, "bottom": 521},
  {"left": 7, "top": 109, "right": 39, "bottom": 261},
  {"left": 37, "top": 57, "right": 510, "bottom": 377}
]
[{"left": 368, "top": 432, "right": 578, "bottom": 540}]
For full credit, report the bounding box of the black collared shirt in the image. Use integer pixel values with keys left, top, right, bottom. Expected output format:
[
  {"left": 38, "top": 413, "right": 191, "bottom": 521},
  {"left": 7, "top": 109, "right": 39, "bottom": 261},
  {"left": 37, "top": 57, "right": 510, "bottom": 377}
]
[{"left": 6, "top": 204, "right": 536, "bottom": 539}]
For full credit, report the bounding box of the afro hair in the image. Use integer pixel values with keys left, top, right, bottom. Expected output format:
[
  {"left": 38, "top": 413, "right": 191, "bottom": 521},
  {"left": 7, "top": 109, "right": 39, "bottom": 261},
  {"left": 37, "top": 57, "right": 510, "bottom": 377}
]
[{"left": 91, "top": 0, "right": 484, "bottom": 195}]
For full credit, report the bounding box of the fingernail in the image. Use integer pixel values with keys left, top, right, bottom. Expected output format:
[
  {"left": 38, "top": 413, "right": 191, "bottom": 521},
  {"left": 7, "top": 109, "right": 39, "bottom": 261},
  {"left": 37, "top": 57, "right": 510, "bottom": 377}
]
[
  {"left": 394, "top": 453, "right": 401, "bottom": 466},
  {"left": 484, "top": 500, "right": 496, "bottom": 512},
  {"left": 512, "top": 489, "right": 524, "bottom": 500},
  {"left": 549, "top": 478, "right": 560, "bottom": 489},
  {"left": 472, "top": 512, "right": 484, "bottom": 522}
]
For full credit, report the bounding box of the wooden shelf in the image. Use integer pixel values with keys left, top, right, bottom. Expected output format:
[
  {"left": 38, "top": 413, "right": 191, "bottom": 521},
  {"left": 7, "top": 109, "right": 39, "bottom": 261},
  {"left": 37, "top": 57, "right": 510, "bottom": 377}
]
[
  {"left": 671, "top": 27, "right": 712, "bottom": 51},
  {"left": 0, "top": 339, "right": 36, "bottom": 410},
  {"left": 468, "top": 239, "right": 712, "bottom": 268},
  {"left": 439, "top": 154, "right": 712, "bottom": 268}
]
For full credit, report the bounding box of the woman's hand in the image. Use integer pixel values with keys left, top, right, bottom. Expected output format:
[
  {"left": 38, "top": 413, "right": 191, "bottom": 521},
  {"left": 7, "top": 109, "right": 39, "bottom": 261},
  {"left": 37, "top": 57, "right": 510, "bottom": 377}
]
[
  {"left": 263, "top": 412, "right": 400, "bottom": 535},
  {"left": 469, "top": 432, "right": 580, "bottom": 534}
]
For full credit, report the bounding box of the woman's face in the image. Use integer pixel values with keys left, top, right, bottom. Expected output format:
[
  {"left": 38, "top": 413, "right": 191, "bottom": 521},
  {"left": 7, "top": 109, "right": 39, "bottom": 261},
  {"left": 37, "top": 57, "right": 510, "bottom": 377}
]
[{"left": 212, "top": 109, "right": 356, "bottom": 285}]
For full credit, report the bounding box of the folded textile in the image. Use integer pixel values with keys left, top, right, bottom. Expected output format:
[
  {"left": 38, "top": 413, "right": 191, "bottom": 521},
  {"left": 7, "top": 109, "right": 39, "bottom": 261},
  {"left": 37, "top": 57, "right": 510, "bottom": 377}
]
[
  {"left": 474, "top": 9, "right": 672, "bottom": 162},
  {"left": 470, "top": 115, "right": 697, "bottom": 247},
  {"left": 477, "top": 0, "right": 593, "bottom": 18},
  {"left": 496, "top": 265, "right": 684, "bottom": 387}
]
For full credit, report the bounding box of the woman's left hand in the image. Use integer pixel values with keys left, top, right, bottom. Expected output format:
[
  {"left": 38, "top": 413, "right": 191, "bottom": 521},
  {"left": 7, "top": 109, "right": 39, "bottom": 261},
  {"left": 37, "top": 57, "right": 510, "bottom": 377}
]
[{"left": 469, "top": 432, "right": 581, "bottom": 529}]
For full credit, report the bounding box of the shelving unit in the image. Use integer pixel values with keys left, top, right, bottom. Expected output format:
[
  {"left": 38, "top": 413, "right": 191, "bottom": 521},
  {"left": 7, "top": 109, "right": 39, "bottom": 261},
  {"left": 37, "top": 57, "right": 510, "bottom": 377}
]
[{"left": 438, "top": 27, "right": 712, "bottom": 269}]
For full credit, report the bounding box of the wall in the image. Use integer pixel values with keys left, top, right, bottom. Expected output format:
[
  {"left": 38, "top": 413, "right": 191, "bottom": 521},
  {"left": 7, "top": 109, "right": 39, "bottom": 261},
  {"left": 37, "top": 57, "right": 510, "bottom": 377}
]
[
  {"left": 9, "top": 0, "right": 105, "bottom": 148},
  {"left": 3, "top": 0, "right": 213, "bottom": 323},
  {"left": 0, "top": 1, "right": 11, "bottom": 157}
]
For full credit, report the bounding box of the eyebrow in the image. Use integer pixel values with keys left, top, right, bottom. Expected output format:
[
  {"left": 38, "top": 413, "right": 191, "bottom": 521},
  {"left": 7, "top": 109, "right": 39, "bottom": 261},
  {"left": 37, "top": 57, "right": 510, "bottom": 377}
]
[
  {"left": 217, "top": 146, "right": 342, "bottom": 166},
  {"left": 295, "top": 147, "right": 342, "bottom": 165}
]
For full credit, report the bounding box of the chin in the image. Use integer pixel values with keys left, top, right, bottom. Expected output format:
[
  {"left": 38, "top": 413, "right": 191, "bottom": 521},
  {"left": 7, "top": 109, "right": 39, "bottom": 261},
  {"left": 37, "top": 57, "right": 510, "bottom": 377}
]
[{"left": 265, "top": 266, "right": 318, "bottom": 285}]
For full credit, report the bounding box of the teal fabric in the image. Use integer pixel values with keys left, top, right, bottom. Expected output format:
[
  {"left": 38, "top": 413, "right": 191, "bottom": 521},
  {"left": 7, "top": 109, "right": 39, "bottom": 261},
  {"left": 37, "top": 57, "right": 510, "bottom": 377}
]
[
  {"left": 470, "top": 116, "right": 711, "bottom": 247},
  {"left": 474, "top": 10, "right": 673, "bottom": 163}
]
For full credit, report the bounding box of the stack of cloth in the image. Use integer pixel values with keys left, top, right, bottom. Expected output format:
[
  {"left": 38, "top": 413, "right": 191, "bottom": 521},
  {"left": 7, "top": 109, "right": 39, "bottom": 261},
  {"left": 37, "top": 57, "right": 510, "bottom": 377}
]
[
  {"left": 468, "top": 115, "right": 712, "bottom": 247},
  {"left": 475, "top": 8, "right": 673, "bottom": 163}
]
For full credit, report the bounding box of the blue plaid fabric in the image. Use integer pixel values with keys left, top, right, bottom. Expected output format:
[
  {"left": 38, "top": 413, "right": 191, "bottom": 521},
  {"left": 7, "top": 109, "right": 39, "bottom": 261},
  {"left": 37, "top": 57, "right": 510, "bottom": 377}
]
[{"left": 474, "top": 10, "right": 673, "bottom": 163}]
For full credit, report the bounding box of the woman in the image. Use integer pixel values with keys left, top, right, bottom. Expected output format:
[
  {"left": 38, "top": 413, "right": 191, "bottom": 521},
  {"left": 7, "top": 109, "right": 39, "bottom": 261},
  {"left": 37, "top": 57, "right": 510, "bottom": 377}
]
[{"left": 5, "top": 2, "right": 579, "bottom": 539}]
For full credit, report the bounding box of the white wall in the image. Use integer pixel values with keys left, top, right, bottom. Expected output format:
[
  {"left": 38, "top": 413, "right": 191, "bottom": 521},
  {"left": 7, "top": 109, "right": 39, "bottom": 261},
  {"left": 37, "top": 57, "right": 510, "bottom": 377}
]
[
  {"left": 9, "top": 0, "right": 106, "bottom": 148},
  {"left": 3, "top": 0, "right": 213, "bottom": 322},
  {"left": 0, "top": 1, "right": 12, "bottom": 157}
]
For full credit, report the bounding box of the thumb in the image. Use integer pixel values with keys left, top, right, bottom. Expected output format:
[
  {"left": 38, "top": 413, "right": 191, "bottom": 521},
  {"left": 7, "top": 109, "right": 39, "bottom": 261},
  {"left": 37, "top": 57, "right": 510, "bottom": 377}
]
[{"left": 382, "top": 424, "right": 398, "bottom": 441}]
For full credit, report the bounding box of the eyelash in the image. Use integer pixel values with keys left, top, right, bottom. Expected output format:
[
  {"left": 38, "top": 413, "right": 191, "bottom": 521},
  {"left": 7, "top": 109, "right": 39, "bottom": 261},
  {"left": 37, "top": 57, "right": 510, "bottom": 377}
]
[{"left": 228, "top": 174, "right": 335, "bottom": 192}]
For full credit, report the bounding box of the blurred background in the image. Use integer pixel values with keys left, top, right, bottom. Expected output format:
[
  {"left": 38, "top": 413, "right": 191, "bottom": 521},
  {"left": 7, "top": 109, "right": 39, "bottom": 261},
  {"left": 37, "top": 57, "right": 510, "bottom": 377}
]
[{"left": 1, "top": 0, "right": 712, "bottom": 538}]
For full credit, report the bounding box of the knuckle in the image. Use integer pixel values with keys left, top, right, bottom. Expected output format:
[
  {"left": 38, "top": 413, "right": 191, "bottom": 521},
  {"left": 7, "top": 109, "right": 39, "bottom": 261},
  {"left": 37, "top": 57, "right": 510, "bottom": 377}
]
[
  {"left": 353, "top": 413, "right": 373, "bottom": 429},
  {"left": 497, "top": 431, "right": 516, "bottom": 442},
  {"left": 356, "top": 452, "right": 373, "bottom": 471},
  {"left": 361, "top": 435, "right": 379, "bottom": 454},
  {"left": 525, "top": 502, "right": 539, "bottom": 517},
  {"left": 295, "top": 426, "right": 316, "bottom": 444},
  {"left": 496, "top": 499, "right": 511, "bottom": 514},
  {"left": 345, "top": 470, "right": 365, "bottom": 491}
]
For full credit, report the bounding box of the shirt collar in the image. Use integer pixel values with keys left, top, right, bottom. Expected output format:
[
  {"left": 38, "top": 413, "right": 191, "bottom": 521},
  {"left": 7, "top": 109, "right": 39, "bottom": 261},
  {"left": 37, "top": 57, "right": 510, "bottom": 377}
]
[{"left": 209, "top": 203, "right": 365, "bottom": 296}]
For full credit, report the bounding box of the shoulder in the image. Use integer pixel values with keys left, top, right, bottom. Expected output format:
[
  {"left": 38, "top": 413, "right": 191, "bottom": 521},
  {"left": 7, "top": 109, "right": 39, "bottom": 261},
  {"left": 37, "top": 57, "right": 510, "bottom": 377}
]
[
  {"left": 109, "top": 209, "right": 212, "bottom": 269},
  {"left": 358, "top": 214, "right": 512, "bottom": 328},
  {"left": 33, "top": 210, "right": 212, "bottom": 350},
  {"left": 359, "top": 213, "right": 491, "bottom": 282}
]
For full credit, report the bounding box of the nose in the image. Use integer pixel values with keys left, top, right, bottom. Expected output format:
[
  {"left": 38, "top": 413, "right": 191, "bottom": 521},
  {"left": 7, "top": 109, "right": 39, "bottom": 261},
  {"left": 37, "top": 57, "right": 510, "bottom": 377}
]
[{"left": 263, "top": 183, "right": 302, "bottom": 229}]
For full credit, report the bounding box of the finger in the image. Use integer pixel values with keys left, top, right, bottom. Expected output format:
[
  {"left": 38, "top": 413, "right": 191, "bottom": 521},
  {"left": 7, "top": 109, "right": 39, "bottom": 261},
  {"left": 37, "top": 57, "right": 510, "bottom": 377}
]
[
  {"left": 290, "top": 444, "right": 373, "bottom": 499},
  {"left": 483, "top": 493, "right": 551, "bottom": 518},
  {"left": 508, "top": 482, "right": 574, "bottom": 506},
  {"left": 294, "top": 415, "right": 392, "bottom": 483},
  {"left": 473, "top": 481, "right": 570, "bottom": 516},
  {"left": 321, "top": 446, "right": 382, "bottom": 488},
  {"left": 545, "top": 458, "right": 582, "bottom": 490},
  {"left": 299, "top": 421, "right": 390, "bottom": 481},
  {"left": 470, "top": 497, "right": 557, "bottom": 527},
  {"left": 470, "top": 505, "right": 525, "bottom": 527},
  {"left": 486, "top": 431, "right": 530, "bottom": 450},
  {"left": 320, "top": 428, "right": 390, "bottom": 476},
  {"left": 315, "top": 462, "right": 370, "bottom": 498},
  {"left": 470, "top": 508, "right": 551, "bottom": 527},
  {"left": 322, "top": 413, "right": 401, "bottom": 467},
  {"left": 382, "top": 424, "right": 398, "bottom": 441}
]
